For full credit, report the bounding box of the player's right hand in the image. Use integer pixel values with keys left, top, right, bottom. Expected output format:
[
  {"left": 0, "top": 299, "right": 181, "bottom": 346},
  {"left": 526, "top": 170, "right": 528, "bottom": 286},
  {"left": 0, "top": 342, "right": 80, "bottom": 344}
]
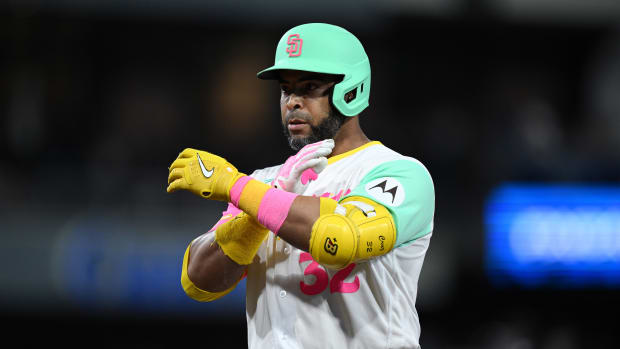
[
  {"left": 272, "top": 139, "right": 334, "bottom": 194},
  {"left": 167, "top": 148, "right": 246, "bottom": 202}
]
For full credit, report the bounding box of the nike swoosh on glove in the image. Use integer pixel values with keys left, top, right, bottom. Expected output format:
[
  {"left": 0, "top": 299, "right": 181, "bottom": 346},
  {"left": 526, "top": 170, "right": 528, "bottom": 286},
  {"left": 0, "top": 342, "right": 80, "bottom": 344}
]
[{"left": 167, "top": 148, "right": 245, "bottom": 201}]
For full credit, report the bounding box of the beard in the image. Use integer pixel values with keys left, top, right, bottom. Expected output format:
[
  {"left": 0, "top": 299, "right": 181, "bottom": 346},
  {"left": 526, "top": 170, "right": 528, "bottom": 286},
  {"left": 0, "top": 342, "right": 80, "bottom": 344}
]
[{"left": 282, "top": 108, "right": 348, "bottom": 151}]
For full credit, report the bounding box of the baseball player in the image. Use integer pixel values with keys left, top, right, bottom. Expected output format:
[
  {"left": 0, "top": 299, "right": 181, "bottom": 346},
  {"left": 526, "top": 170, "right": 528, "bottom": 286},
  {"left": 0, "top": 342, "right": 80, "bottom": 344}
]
[{"left": 168, "top": 23, "right": 435, "bottom": 349}]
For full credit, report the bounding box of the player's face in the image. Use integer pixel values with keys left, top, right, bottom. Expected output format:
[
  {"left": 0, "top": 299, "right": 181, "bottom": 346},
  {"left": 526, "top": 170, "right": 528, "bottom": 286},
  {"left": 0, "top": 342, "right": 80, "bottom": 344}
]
[{"left": 279, "top": 70, "right": 346, "bottom": 150}]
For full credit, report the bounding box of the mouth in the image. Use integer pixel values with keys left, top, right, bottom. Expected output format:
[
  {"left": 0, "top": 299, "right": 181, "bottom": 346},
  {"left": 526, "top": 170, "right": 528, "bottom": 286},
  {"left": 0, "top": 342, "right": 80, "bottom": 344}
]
[{"left": 287, "top": 118, "right": 309, "bottom": 132}]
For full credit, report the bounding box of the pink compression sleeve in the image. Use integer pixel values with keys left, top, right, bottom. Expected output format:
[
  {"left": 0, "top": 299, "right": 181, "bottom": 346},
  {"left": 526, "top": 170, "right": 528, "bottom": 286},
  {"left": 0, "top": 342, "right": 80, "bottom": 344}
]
[{"left": 256, "top": 188, "right": 298, "bottom": 235}]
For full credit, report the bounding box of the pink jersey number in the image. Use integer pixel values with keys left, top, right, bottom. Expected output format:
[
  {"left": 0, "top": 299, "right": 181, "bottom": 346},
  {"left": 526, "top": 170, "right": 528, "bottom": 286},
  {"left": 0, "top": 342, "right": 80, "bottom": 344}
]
[
  {"left": 329, "top": 262, "right": 360, "bottom": 293},
  {"left": 299, "top": 252, "right": 328, "bottom": 295},
  {"left": 299, "top": 252, "right": 360, "bottom": 295}
]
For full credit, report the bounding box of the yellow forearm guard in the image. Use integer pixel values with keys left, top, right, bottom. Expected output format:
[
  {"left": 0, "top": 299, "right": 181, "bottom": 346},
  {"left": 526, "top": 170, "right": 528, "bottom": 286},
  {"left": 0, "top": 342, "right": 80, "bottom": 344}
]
[
  {"left": 180, "top": 243, "right": 242, "bottom": 302},
  {"left": 215, "top": 211, "right": 269, "bottom": 265},
  {"left": 309, "top": 196, "right": 396, "bottom": 269}
]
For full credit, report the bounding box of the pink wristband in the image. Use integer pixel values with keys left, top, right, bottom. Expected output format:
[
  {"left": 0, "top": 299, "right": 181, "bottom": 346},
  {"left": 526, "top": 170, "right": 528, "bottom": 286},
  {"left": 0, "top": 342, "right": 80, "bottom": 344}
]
[
  {"left": 230, "top": 176, "right": 253, "bottom": 207},
  {"left": 257, "top": 188, "right": 298, "bottom": 234}
]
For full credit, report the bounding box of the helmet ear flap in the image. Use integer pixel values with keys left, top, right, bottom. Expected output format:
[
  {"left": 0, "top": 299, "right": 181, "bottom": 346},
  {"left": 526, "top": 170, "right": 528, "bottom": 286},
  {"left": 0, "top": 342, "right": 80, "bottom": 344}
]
[{"left": 332, "top": 74, "right": 370, "bottom": 117}]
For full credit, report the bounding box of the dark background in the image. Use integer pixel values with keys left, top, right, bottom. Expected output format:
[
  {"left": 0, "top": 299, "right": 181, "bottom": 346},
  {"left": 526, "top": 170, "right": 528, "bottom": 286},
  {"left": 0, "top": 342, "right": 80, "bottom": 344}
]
[{"left": 2, "top": 1, "right": 620, "bottom": 348}]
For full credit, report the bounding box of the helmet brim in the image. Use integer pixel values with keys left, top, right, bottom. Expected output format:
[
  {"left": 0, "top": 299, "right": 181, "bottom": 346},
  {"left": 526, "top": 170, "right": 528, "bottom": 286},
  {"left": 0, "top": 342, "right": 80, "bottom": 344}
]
[{"left": 257, "top": 60, "right": 346, "bottom": 80}]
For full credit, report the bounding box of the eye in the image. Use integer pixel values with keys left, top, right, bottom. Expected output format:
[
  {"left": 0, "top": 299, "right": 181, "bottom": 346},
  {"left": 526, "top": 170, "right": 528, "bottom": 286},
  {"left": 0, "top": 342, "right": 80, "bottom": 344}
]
[{"left": 303, "top": 83, "right": 318, "bottom": 94}]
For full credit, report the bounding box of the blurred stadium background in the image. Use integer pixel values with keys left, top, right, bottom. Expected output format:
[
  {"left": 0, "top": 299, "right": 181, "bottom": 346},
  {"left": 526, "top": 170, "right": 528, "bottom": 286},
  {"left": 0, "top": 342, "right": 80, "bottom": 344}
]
[{"left": 2, "top": 1, "right": 620, "bottom": 347}]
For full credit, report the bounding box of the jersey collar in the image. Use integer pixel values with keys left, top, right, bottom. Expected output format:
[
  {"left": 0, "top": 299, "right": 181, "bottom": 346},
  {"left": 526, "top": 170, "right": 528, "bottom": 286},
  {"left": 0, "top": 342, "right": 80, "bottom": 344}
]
[{"left": 327, "top": 141, "right": 382, "bottom": 165}]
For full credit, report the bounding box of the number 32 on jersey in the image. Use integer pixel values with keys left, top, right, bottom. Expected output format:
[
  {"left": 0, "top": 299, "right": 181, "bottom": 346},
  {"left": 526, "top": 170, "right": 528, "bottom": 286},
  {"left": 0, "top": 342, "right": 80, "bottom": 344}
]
[{"left": 299, "top": 252, "right": 360, "bottom": 295}]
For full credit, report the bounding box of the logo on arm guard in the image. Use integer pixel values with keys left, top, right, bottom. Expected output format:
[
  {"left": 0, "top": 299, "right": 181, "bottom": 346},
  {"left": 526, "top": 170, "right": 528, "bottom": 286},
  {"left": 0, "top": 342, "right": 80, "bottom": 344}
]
[
  {"left": 324, "top": 237, "right": 338, "bottom": 255},
  {"left": 286, "top": 34, "right": 303, "bottom": 57}
]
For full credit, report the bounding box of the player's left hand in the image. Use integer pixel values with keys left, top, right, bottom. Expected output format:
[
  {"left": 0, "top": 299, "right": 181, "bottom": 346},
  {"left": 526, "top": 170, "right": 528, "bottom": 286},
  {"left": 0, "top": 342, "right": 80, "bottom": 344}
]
[
  {"left": 272, "top": 139, "right": 334, "bottom": 194},
  {"left": 167, "top": 148, "right": 245, "bottom": 201}
]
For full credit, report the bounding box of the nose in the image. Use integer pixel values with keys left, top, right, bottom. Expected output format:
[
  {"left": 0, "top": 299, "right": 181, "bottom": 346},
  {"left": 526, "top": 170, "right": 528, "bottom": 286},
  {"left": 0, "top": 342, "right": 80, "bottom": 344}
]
[{"left": 285, "top": 93, "right": 303, "bottom": 111}]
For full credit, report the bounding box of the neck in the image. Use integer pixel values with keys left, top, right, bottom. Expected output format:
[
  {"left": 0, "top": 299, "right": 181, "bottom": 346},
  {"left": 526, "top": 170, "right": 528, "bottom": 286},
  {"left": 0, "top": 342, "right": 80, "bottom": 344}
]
[{"left": 330, "top": 116, "right": 370, "bottom": 158}]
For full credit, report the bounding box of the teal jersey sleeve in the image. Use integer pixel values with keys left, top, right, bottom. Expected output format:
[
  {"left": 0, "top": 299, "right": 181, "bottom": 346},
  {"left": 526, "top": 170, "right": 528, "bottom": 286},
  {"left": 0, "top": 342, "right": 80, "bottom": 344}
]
[{"left": 341, "top": 159, "right": 435, "bottom": 247}]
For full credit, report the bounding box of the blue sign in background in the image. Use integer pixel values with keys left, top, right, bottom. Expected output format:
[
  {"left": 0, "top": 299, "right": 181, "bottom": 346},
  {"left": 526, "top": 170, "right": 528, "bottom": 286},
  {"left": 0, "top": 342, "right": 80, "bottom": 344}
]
[
  {"left": 49, "top": 212, "right": 247, "bottom": 317},
  {"left": 485, "top": 183, "right": 620, "bottom": 288}
]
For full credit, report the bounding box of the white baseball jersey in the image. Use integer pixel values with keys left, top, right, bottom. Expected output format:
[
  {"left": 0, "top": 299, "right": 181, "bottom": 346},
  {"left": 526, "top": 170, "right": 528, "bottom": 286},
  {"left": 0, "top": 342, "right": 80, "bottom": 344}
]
[{"left": 227, "top": 141, "right": 434, "bottom": 348}]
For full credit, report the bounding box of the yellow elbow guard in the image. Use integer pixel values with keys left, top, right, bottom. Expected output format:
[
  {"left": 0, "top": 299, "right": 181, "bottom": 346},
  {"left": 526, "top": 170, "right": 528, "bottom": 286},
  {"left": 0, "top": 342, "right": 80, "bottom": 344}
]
[
  {"left": 180, "top": 244, "right": 242, "bottom": 302},
  {"left": 309, "top": 196, "right": 396, "bottom": 269}
]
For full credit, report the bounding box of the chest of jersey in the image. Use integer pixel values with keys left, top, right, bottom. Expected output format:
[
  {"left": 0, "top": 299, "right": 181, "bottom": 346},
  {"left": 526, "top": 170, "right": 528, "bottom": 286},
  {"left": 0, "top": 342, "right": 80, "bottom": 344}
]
[{"left": 245, "top": 144, "right": 430, "bottom": 348}]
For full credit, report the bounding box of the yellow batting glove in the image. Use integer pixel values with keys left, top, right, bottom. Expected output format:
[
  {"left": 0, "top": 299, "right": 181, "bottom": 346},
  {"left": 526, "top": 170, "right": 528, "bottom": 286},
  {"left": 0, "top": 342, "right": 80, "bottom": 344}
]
[{"left": 167, "top": 148, "right": 246, "bottom": 201}]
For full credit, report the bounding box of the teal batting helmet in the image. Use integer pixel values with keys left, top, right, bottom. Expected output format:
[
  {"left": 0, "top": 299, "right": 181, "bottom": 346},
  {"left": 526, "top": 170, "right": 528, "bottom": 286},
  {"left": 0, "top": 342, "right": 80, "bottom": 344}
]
[{"left": 257, "top": 23, "right": 371, "bottom": 117}]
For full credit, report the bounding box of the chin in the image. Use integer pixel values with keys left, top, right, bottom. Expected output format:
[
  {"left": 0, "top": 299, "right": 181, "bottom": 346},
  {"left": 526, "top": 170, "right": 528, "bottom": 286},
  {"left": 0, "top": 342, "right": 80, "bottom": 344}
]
[
  {"left": 290, "top": 133, "right": 308, "bottom": 140},
  {"left": 288, "top": 130, "right": 311, "bottom": 141}
]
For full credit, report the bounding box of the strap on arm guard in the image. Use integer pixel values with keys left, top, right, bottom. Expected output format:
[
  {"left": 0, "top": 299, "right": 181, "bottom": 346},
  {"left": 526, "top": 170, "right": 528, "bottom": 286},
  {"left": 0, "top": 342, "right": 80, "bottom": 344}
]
[
  {"left": 308, "top": 196, "right": 396, "bottom": 270},
  {"left": 181, "top": 242, "right": 245, "bottom": 302}
]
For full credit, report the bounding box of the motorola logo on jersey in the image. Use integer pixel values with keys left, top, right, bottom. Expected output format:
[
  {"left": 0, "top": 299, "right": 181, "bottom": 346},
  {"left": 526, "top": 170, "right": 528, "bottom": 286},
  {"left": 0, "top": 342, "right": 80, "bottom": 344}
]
[
  {"left": 286, "top": 34, "right": 303, "bottom": 57},
  {"left": 365, "top": 177, "right": 405, "bottom": 207}
]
